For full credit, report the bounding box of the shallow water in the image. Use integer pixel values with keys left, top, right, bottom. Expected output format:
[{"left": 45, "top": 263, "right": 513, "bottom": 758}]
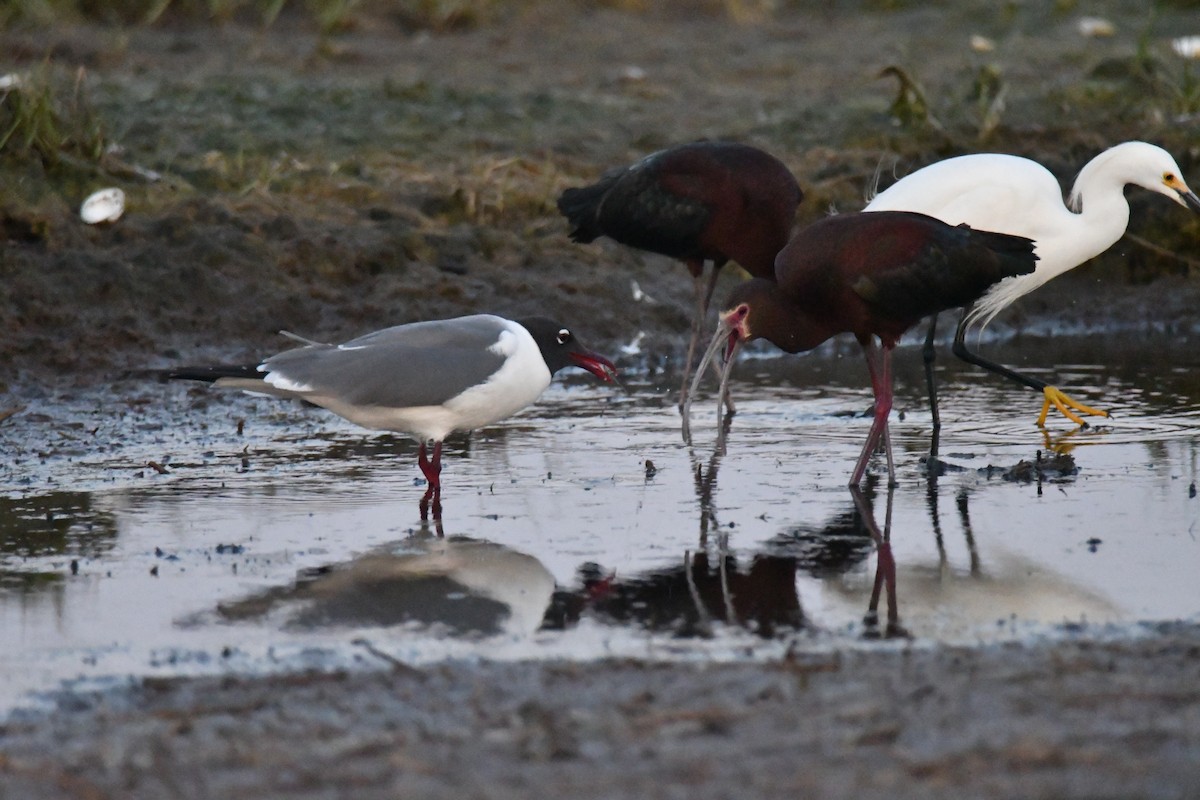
[{"left": 3, "top": 332, "right": 1200, "bottom": 715}]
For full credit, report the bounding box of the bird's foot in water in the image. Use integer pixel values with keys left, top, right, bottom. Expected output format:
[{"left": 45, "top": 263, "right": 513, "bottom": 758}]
[
  {"left": 419, "top": 487, "right": 443, "bottom": 525},
  {"left": 1037, "top": 386, "right": 1110, "bottom": 428}
]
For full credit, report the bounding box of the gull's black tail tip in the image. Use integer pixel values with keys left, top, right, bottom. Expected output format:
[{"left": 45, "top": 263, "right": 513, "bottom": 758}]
[{"left": 147, "top": 364, "right": 262, "bottom": 384}]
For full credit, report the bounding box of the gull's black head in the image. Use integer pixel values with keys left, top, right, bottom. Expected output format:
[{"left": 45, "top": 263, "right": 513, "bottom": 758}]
[{"left": 517, "top": 317, "right": 618, "bottom": 382}]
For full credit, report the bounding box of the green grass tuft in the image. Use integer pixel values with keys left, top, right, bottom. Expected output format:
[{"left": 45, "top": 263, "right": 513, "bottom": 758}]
[{"left": 0, "top": 67, "right": 107, "bottom": 167}]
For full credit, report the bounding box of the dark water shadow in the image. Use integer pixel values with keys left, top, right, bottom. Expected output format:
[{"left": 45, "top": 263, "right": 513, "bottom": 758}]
[
  {"left": 0, "top": 492, "right": 119, "bottom": 559},
  {"left": 543, "top": 547, "right": 808, "bottom": 639},
  {"left": 0, "top": 492, "right": 119, "bottom": 593},
  {"left": 543, "top": 451, "right": 910, "bottom": 641}
]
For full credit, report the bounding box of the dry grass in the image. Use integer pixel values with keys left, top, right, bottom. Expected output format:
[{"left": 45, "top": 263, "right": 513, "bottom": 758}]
[
  {"left": 1, "top": 0, "right": 778, "bottom": 31},
  {"left": 0, "top": 0, "right": 493, "bottom": 30},
  {"left": 0, "top": 66, "right": 107, "bottom": 166}
]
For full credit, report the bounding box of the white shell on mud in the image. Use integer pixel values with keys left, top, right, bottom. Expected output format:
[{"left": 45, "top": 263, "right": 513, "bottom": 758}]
[
  {"left": 80, "top": 188, "right": 125, "bottom": 224},
  {"left": 969, "top": 35, "right": 995, "bottom": 53},
  {"left": 619, "top": 65, "right": 647, "bottom": 82},
  {"left": 1076, "top": 17, "right": 1115, "bottom": 37},
  {"left": 1172, "top": 36, "right": 1200, "bottom": 59}
]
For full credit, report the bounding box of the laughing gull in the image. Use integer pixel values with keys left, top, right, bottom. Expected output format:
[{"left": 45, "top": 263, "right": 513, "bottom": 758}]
[{"left": 164, "top": 314, "right": 618, "bottom": 501}]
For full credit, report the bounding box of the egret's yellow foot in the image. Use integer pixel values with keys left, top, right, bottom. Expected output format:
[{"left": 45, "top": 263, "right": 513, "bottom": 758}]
[{"left": 1035, "top": 386, "right": 1110, "bottom": 429}]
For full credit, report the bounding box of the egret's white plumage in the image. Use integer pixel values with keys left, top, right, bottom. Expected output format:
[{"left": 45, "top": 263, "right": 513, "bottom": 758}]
[{"left": 865, "top": 141, "right": 1200, "bottom": 328}]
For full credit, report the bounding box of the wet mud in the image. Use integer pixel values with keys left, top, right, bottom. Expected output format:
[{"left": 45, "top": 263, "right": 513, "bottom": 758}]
[
  {"left": 4, "top": 633, "right": 1200, "bottom": 800},
  {"left": 6, "top": 334, "right": 1200, "bottom": 796}
]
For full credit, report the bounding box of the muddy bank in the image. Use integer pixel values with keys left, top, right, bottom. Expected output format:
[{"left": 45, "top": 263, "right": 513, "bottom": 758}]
[
  {"left": 3, "top": 2, "right": 1200, "bottom": 391},
  {"left": 2, "top": 625, "right": 1199, "bottom": 799}
]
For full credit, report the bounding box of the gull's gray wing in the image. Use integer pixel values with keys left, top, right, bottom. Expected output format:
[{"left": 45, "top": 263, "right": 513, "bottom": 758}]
[{"left": 262, "top": 315, "right": 513, "bottom": 409}]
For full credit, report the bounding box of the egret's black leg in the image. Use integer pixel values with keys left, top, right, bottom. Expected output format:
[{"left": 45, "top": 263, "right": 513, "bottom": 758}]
[
  {"left": 950, "top": 308, "right": 1110, "bottom": 428},
  {"left": 922, "top": 313, "right": 940, "bottom": 430},
  {"left": 951, "top": 308, "right": 1043, "bottom": 390}
]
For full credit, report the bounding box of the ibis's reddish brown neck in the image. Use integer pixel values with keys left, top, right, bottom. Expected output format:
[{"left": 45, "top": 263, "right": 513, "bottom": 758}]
[{"left": 727, "top": 279, "right": 837, "bottom": 355}]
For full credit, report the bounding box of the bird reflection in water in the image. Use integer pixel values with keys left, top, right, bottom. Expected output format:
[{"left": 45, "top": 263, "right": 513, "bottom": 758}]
[
  {"left": 766, "top": 478, "right": 905, "bottom": 639},
  {"left": 690, "top": 409, "right": 734, "bottom": 545},
  {"left": 848, "top": 484, "right": 905, "bottom": 638},
  {"left": 419, "top": 484, "right": 444, "bottom": 532},
  {"left": 543, "top": 547, "right": 807, "bottom": 639},
  {"left": 215, "top": 531, "right": 555, "bottom": 639},
  {"left": 922, "top": 422, "right": 1082, "bottom": 504},
  {"left": 905, "top": 433, "right": 1118, "bottom": 636},
  {"left": 547, "top": 441, "right": 907, "bottom": 640}
]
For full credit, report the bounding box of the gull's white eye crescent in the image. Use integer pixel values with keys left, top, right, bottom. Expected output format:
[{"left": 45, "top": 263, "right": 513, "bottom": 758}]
[{"left": 557, "top": 329, "right": 571, "bottom": 345}]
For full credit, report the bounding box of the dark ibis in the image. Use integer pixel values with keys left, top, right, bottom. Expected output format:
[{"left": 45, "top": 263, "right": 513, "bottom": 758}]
[
  {"left": 865, "top": 141, "right": 1200, "bottom": 428},
  {"left": 684, "top": 211, "right": 1038, "bottom": 487},
  {"left": 557, "top": 141, "right": 802, "bottom": 406},
  {"left": 163, "top": 314, "right": 618, "bottom": 515}
]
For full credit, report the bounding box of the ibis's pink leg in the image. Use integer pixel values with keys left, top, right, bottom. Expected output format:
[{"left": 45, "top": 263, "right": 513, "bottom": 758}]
[
  {"left": 678, "top": 265, "right": 707, "bottom": 409},
  {"left": 850, "top": 340, "right": 896, "bottom": 487},
  {"left": 699, "top": 265, "right": 736, "bottom": 413},
  {"left": 679, "top": 263, "right": 735, "bottom": 412}
]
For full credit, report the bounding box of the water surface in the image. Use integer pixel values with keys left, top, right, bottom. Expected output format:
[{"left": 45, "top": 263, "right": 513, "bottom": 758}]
[{"left": 3, "top": 332, "right": 1199, "bottom": 714}]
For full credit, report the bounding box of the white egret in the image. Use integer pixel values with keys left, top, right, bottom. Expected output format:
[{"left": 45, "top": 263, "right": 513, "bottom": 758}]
[{"left": 866, "top": 141, "right": 1200, "bottom": 427}]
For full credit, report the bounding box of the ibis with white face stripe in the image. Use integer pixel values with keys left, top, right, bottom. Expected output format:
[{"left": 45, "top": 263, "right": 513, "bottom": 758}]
[{"left": 163, "top": 314, "right": 618, "bottom": 512}]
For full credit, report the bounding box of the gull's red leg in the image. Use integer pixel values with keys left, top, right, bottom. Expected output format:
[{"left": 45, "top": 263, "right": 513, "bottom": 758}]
[
  {"left": 418, "top": 441, "right": 442, "bottom": 491},
  {"left": 429, "top": 441, "right": 442, "bottom": 483},
  {"left": 418, "top": 441, "right": 444, "bottom": 522}
]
